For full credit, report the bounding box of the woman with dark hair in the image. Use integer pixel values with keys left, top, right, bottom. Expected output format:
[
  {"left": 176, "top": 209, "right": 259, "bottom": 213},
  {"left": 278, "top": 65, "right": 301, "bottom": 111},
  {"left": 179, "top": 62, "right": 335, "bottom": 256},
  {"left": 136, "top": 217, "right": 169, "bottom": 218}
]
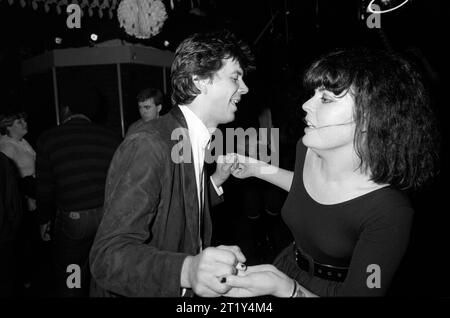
[{"left": 225, "top": 48, "right": 440, "bottom": 297}]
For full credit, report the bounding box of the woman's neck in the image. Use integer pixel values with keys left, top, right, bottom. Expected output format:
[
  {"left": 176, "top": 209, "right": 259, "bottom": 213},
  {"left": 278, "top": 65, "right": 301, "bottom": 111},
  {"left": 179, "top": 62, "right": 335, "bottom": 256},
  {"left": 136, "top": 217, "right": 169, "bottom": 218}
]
[{"left": 311, "top": 145, "right": 369, "bottom": 185}]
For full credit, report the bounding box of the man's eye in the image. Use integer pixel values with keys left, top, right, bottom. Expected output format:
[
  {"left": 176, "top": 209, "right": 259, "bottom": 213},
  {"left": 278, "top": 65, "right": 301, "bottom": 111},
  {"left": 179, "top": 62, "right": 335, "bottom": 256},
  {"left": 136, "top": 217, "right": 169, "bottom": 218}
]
[{"left": 321, "top": 96, "right": 333, "bottom": 103}]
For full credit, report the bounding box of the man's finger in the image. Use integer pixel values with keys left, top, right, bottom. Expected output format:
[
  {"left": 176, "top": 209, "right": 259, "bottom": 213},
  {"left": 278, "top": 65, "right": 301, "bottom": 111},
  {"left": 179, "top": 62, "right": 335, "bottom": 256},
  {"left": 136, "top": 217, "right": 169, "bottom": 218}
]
[
  {"left": 216, "top": 245, "right": 246, "bottom": 263},
  {"left": 231, "top": 158, "right": 239, "bottom": 170},
  {"left": 235, "top": 153, "right": 248, "bottom": 162},
  {"left": 205, "top": 277, "right": 232, "bottom": 295},
  {"left": 227, "top": 153, "right": 237, "bottom": 162},
  {"left": 194, "top": 283, "right": 223, "bottom": 297},
  {"left": 206, "top": 261, "right": 238, "bottom": 278},
  {"left": 218, "top": 153, "right": 235, "bottom": 163},
  {"left": 221, "top": 162, "right": 234, "bottom": 170},
  {"left": 204, "top": 247, "right": 239, "bottom": 265}
]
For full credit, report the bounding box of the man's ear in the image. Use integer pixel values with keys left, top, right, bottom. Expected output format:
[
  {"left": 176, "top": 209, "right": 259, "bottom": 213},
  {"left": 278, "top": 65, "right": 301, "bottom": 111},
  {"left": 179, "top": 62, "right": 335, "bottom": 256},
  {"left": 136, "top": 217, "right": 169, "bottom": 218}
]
[
  {"left": 193, "top": 76, "right": 208, "bottom": 94},
  {"left": 156, "top": 104, "right": 162, "bottom": 113},
  {"left": 60, "top": 106, "right": 71, "bottom": 121}
]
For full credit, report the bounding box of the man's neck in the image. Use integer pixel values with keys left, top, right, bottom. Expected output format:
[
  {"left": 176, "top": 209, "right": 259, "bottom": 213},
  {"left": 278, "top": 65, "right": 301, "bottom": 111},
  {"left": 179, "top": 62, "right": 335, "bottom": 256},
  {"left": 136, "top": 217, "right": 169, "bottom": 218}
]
[{"left": 181, "top": 101, "right": 217, "bottom": 130}]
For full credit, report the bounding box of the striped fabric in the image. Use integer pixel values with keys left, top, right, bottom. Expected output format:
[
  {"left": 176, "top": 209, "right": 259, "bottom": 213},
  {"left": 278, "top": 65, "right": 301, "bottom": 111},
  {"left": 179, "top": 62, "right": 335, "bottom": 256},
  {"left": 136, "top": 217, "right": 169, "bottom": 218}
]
[{"left": 36, "top": 117, "right": 121, "bottom": 224}]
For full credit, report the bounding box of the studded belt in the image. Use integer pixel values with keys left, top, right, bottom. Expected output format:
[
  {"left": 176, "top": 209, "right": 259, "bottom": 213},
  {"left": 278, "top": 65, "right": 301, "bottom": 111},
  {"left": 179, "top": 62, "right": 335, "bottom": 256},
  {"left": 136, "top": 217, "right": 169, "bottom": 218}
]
[{"left": 293, "top": 243, "right": 348, "bottom": 282}]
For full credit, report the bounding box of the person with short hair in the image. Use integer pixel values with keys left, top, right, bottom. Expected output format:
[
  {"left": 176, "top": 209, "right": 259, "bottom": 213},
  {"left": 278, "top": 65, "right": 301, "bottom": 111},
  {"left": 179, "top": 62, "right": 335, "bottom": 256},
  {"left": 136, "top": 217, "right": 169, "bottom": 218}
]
[
  {"left": 127, "top": 88, "right": 164, "bottom": 135},
  {"left": 36, "top": 89, "right": 121, "bottom": 297},
  {"left": 0, "top": 111, "right": 35, "bottom": 180},
  {"left": 90, "top": 29, "right": 255, "bottom": 297},
  {"left": 0, "top": 110, "right": 38, "bottom": 291}
]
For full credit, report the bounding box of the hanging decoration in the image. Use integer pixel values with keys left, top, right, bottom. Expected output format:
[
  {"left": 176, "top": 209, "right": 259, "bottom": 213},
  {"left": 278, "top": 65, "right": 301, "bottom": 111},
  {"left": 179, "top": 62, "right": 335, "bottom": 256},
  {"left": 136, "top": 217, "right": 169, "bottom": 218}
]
[
  {"left": 0, "top": 0, "right": 188, "bottom": 18},
  {"left": 2, "top": 0, "right": 120, "bottom": 19},
  {"left": 117, "top": 0, "right": 167, "bottom": 39}
]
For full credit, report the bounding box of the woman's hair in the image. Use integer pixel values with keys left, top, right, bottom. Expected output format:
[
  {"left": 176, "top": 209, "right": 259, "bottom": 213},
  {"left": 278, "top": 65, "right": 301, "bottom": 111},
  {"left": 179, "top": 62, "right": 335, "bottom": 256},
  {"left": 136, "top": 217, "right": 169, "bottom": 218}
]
[
  {"left": 170, "top": 29, "right": 255, "bottom": 106},
  {"left": 0, "top": 112, "right": 27, "bottom": 136},
  {"left": 304, "top": 48, "right": 440, "bottom": 190}
]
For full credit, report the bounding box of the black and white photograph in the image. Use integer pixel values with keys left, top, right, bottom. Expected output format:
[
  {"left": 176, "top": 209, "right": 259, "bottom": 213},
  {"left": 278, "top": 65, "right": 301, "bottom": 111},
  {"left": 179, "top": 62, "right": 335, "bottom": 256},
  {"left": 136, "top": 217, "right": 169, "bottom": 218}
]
[{"left": 0, "top": 0, "right": 448, "bottom": 305}]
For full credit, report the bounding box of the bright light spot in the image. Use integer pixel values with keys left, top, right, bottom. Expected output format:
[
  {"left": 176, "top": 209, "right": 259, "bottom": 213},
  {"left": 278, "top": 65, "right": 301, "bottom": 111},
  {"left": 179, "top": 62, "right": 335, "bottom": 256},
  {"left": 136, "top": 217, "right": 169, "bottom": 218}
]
[{"left": 90, "top": 33, "right": 98, "bottom": 41}]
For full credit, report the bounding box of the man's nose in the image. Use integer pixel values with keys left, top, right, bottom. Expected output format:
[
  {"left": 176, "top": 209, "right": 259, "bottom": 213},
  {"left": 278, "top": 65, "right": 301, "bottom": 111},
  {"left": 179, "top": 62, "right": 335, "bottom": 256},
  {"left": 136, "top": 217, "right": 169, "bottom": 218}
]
[{"left": 239, "top": 80, "right": 249, "bottom": 95}]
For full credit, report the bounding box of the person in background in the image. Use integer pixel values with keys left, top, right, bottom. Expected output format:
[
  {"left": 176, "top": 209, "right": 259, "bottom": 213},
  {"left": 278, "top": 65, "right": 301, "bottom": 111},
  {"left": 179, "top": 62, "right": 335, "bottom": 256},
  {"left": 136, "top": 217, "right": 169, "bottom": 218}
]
[
  {"left": 226, "top": 47, "right": 439, "bottom": 297},
  {"left": 0, "top": 151, "right": 23, "bottom": 297},
  {"left": 0, "top": 111, "right": 36, "bottom": 210},
  {"left": 127, "top": 88, "right": 164, "bottom": 135},
  {"left": 36, "top": 87, "right": 121, "bottom": 297},
  {"left": 0, "top": 110, "right": 37, "bottom": 291}
]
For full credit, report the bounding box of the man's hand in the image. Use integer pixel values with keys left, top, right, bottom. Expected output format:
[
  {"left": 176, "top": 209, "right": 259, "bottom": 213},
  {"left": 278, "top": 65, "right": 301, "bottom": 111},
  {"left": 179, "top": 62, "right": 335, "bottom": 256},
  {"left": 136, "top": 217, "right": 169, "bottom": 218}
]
[
  {"left": 211, "top": 153, "right": 239, "bottom": 188},
  {"left": 39, "top": 221, "right": 51, "bottom": 241},
  {"left": 231, "top": 153, "right": 263, "bottom": 179},
  {"left": 180, "top": 245, "right": 246, "bottom": 297}
]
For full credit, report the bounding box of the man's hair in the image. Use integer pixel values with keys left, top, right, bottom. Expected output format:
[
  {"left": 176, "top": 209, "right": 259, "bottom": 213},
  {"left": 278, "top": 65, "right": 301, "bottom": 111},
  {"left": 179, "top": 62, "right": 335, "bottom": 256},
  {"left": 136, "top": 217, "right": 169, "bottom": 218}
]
[
  {"left": 137, "top": 88, "right": 164, "bottom": 105},
  {"left": 304, "top": 47, "right": 440, "bottom": 190},
  {"left": 60, "top": 85, "right": 99, "bottom": 118},
  {"left": 170, "top": 29, "right": 255, "bottom": 106}
]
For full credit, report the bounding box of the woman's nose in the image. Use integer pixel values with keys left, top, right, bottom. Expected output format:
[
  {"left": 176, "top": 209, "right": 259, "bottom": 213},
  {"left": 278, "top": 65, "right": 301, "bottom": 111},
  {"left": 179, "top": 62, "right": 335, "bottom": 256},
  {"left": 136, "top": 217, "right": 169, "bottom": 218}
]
[{"left": 302, "top": 97, "right": 314, "bottom": 113}]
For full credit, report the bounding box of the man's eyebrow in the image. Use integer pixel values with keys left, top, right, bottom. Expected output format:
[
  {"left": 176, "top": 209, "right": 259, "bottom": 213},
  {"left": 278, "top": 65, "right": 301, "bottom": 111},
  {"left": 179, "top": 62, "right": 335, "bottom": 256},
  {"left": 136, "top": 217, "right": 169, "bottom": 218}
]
[{"left": 233, "top": 70, "right": 243, "bottom": 76}]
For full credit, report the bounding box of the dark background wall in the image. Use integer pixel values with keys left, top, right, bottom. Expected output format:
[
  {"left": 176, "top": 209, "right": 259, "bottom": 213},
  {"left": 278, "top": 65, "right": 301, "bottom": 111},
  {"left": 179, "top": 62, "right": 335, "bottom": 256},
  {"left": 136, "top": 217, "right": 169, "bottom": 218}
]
[{"left": 20, "top": 63, "right": 170, "bottom": 143}]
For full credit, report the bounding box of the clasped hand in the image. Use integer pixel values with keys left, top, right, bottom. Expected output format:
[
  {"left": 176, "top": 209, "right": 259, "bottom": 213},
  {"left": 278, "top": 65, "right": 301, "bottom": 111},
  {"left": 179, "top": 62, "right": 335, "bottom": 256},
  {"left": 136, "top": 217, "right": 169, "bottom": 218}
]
[
  {"left": 185, "top": 245, "right": 247, "bottom": 297},
  {"left": 213, "top": 152, "right": 262, "bottom": 182},
  {"left": 187, "top": 246, "right": 292, "bottom": 298},
  {"left": 223, "top": 264, "right": 295, "bottom": 298}
]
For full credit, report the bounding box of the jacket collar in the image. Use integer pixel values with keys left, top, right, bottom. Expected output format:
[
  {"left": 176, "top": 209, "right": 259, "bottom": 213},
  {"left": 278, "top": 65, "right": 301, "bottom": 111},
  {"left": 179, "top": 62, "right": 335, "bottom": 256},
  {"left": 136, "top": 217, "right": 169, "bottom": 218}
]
[
  {"left": 169, "top": 106, "right": 188, "bottom": 130},
  {"left": 62, "top": 114, "right": 91, "bottom": 124}
]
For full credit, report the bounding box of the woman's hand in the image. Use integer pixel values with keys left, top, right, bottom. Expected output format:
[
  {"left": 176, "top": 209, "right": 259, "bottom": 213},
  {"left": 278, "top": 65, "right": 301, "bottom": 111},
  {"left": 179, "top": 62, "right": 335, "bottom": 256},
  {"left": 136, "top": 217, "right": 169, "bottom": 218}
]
[
  {"left": 231, "top": 154, "right": 264, "bottom": 179},
  {"left": 223, "top": 264, "right": 294, "bottom": 298}
]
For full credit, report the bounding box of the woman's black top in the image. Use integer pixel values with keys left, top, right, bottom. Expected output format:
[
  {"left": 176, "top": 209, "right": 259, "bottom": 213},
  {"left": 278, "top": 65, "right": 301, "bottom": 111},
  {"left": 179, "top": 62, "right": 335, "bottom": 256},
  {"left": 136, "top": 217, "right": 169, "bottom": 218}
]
[{"left": 281, "top": 141, "right": 413, "bottom": 296}]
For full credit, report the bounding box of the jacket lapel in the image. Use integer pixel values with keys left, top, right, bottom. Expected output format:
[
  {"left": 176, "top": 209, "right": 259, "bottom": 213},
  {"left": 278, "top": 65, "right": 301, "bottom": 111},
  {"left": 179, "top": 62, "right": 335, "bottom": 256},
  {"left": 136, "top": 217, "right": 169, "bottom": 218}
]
[
  {"left": 203, "top": 169, "right": 213, "bottom": 247},
  {"left": 170, "top": 107, "right": 201, "bottom": 253}
]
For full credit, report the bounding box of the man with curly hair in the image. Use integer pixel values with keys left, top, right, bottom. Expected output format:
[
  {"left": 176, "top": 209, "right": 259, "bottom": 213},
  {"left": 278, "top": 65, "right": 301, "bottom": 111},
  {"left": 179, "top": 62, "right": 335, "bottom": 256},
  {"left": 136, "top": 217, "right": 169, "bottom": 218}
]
[{"left": 90, "top": 30, "right": 255, "bottom": 297}]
